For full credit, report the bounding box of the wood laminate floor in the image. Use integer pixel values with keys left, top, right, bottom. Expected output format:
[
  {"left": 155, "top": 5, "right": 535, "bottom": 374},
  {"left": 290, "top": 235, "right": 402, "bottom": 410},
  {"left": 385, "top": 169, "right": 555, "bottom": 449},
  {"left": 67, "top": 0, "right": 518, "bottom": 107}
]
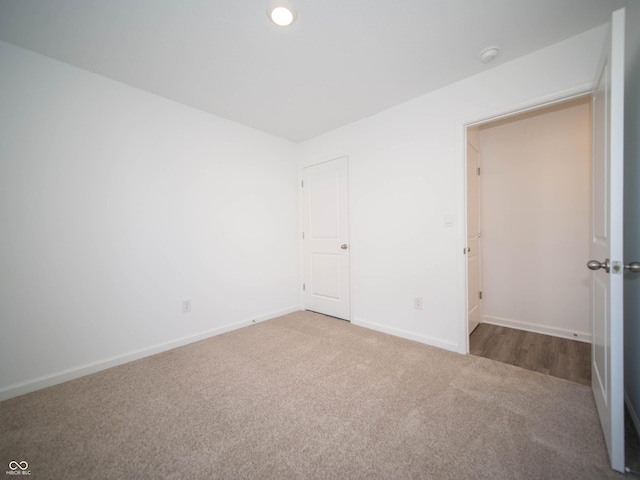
[{"left": 469, "top": 323, "right": 591, "bottom": 386}]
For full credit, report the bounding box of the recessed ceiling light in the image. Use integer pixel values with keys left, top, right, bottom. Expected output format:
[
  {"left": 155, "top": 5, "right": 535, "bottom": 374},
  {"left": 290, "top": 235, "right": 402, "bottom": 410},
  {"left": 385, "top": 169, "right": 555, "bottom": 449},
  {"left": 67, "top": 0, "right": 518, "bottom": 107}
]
[
  {"left": 268, "top": 4, "right": 297, "bottom": 27},
  {"left": 479, "top": 46, "right": 500, "bottom": 64}
]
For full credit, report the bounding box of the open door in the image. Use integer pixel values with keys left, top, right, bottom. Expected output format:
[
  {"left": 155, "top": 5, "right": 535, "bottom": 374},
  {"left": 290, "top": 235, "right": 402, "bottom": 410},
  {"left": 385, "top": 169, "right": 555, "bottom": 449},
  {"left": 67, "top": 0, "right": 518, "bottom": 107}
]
[
  {"left": 587, "top": 7, "right": 625, "bottom": 472},
  {"left": 466, "top": 127, "right": 482, "bottom": 334}
]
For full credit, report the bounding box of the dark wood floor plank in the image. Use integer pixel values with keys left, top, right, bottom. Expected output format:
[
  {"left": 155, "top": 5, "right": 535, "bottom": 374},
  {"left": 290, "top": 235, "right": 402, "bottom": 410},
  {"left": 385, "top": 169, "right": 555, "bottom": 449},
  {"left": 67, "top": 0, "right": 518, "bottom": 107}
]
[{"left": 469, "top": 323, "right": 591, "bottom": 386}]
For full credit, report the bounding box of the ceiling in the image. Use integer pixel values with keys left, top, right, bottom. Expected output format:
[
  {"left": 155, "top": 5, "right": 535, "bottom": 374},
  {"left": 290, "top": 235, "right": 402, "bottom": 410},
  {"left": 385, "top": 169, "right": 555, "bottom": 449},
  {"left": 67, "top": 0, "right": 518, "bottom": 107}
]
[{"left": 0, "top": 0, "right": 628, "bottom": 142}]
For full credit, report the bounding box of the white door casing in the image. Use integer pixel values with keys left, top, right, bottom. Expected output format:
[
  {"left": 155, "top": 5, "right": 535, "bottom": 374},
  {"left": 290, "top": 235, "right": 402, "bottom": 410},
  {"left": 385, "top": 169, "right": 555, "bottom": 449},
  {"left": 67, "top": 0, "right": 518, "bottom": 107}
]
[
  {"left": 466, "top": 129, "right": 482, "bottom": 334},
  {"left": 302, "top": 157, "right": 351, "bottom": 320},
  {"left": 590, "top": 7, "right": 625, "bottom": 473}
]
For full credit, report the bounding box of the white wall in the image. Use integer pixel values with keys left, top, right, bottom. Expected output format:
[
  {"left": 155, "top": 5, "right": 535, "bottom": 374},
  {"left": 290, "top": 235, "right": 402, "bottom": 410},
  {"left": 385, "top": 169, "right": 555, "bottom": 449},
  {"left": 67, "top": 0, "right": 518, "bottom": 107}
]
[
  {"left": 297, "top": 26, "right": 607, "bottom": 353},
  {"left": 0, "top": 41, "right": 299, "bottom": 400},
  {"left": 479, "top": 100, "right": 591, "bottom": 341},
  {"left": 624, "top": 0, "right": 640, "bottom": 434}
]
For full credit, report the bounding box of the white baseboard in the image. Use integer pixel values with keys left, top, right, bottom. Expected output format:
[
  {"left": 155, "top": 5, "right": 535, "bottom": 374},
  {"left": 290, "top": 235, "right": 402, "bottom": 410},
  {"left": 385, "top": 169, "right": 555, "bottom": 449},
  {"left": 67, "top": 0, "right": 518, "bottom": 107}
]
[
  {"left": 0, "top": 305, "right": 300, "bottom": 402},
  {"left": 352, "top": 317, "right": 460, "bottom": 353},
  {"left": 626, "top": 391, "right": 640, "bottom": 438},
  {"left": 482, "top": 315, "right": 591, "bottom": 343}
]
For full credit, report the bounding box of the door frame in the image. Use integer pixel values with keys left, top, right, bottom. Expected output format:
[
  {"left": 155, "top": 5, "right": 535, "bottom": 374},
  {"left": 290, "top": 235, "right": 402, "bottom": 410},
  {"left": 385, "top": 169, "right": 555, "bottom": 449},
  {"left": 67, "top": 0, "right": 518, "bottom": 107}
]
[
  {"left": 458, "top": 86, "right": 592, "bottom": 354},
  {"left": 298, "top": 155, "right": 352, "bottom": 319}
]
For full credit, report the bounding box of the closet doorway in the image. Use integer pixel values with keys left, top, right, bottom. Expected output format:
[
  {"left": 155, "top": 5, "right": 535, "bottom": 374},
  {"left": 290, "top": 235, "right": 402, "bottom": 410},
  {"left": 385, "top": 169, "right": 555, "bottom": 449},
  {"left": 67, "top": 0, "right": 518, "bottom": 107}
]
[{"left": 466, "top": 97, "right": 592, "bottom": 382}]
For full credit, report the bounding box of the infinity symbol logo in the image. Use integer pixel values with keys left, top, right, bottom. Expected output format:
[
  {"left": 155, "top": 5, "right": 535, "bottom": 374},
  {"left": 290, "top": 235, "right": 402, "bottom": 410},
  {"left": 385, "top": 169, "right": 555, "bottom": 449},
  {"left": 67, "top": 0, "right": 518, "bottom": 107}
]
[{"left": 8, "top": 461, "right": 28, "bottom": 470}]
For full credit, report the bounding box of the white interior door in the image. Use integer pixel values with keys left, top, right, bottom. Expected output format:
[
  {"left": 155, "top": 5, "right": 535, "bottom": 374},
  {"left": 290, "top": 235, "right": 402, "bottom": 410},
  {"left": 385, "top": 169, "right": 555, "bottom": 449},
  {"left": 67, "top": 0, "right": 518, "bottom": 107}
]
[
  {"left": 589, "top": 7, "right": 625, "bottom": 473},
  {"left": 303, "top": 157, "right": 350, "bottom": 320},
  {"left": 466, "top": 129, "right": 482, "bottom": 334}
]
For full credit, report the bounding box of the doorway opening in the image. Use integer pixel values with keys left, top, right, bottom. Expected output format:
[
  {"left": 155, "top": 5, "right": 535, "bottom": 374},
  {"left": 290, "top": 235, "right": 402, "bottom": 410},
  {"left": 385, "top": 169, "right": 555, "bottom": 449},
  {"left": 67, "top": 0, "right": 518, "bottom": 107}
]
[{"left": 465, "top": 96, "right": 592, "bottom": 385}]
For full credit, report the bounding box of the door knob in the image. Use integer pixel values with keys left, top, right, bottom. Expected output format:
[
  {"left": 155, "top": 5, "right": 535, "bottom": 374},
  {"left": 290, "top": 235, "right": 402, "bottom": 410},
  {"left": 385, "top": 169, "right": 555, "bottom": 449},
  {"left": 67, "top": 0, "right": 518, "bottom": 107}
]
[
  {"left": 587, "top": 259, "right": 610, "bottom": 273},
  {"left": 341, "top": 244, "right": 348, "bottom": 250},
  {"left": 587, "top": 259, "right": 640, "bottom": 273},
  {"left": 625, "top": 262, "right": 640, "bottom": 273}
]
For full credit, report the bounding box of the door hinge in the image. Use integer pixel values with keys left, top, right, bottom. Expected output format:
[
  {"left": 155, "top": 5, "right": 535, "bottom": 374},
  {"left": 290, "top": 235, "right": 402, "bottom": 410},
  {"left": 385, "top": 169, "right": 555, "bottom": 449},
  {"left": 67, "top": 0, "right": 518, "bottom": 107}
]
[
  {"left": 477, "top": 167, "right": 481, "bottom": 176},
  {"left": 302, "top": 232, "right": 305, "bottom": 239},
  {"left": 477, "top": 228, "right": 482, "bottom": 238},
  {"left": 301, "top": 180, "right": 304, "bottom": 187},
  {"left": 479, "top": 291, "right": 483, "bottom": 300},
  {"left": 303, "top": 283, "right": 306, "bottom": 291}
]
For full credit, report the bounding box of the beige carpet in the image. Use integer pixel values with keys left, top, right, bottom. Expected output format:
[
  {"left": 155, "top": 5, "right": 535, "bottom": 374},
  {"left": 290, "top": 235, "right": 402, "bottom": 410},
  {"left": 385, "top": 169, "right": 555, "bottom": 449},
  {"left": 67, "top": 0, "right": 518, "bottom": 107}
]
[{"left": 0, "top": 311, "right": 625, "bottom": 479}]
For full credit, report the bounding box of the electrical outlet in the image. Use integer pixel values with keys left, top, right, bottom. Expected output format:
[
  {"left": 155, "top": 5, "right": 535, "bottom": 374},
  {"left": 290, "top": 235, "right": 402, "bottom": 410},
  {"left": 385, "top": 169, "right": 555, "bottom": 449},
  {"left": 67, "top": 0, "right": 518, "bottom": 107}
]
[
  {"left": 414, "top": 297, "right": 423, "bottom": 310},
  {"left": 182, "top": 300, "right": 191, "bottom": 313}
]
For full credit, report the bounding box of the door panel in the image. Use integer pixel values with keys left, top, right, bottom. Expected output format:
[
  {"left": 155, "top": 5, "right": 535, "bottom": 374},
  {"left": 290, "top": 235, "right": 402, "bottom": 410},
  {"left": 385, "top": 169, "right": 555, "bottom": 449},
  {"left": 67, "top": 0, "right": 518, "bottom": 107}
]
[
  {"left": 303, "top": 157, "right": 350, "bottom": 320},
  {"left": 467, "top": 135, "right": 482, "bottom": 334},
  {"left": 309, "top": 169, "right": 341, "bottom": 238},
  {"left": 592, "top": 275, "right": 607, "bottom": 396},
  {"left": 590, "top": 7, "right": 625, "bottom": 472},
  {"left": 311, "top": 254, "right": 341, "bottom": 299}
]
